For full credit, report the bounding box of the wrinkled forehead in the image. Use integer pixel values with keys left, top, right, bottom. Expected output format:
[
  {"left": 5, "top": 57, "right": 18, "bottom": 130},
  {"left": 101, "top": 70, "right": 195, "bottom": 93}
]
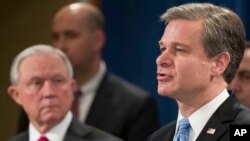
[
  {"left": 17, "top": 58, "right": 71, "bottom": 86},
  {"left": 19, "top": 54, "right": 67, "bottom": 74}
]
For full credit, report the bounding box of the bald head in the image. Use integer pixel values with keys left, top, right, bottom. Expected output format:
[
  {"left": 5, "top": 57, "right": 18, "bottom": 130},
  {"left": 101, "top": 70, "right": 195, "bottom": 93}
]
[
  {"left": 52, "top": 2, "right": 106, "bottom": 85},
  {"left": 54, "top": 2, "right": 105, "bottom": 31}
]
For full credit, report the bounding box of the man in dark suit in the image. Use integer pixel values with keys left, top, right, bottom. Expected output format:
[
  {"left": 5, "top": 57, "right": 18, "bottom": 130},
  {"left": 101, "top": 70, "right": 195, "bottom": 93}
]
[
  {"left": 148, "top": 3, "right": 250, "bottom": 141},
  {"left": 8, "top": 44, "right": 122, "bottom": 141},
  {"left": 17, "top": 2, "right": 159, "bottom": 141}
]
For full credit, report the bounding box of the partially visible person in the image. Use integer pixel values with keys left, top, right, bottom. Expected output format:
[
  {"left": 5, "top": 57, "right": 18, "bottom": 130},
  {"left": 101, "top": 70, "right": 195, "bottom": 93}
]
[
  {"left": 17, "top": 2, "right": 160, "bottom": 141},
  {"left": 228, "top": 41, "right": 250, "bottom": 108},
  {"left": 147, "top": 3, "right": 250, "bottom": 141},
  {"left": 8, "top": 44, "right": 123, "bottom": 141}
]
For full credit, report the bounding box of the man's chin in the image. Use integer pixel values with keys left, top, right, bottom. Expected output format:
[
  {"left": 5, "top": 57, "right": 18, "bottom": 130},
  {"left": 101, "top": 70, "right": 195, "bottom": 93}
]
[
  {"left": 40, "top": 114, "right": 63, "bottom": 126},
  {"left": 158, "top": 87, "right": 173, "bottom": 97},
  {"left": 39, "top": 110, "right": 64, "bottom": 123}
]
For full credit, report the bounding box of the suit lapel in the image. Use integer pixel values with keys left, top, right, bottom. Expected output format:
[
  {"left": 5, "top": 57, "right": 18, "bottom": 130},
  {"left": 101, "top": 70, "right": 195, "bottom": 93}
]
[
  {"left": 64, "top": 118, "right": 91, "bottom": 141},
  {"left": 196, "top": 93, "right": 239, "bottom": 141},
  {"left": 196, "top": 116, "right": 227, "bottom": 141},
  {"left": 154, "top": 121, "right": 176, "bottom": 141},
  {"left": 164, "top": 123, "right": 176, "bottom": 141},
  {"left": 13, "top": 131, "right": 29, "bottom": 141},
  {"left": 85, "top": 72, "right": 111, "bottom": 125}
]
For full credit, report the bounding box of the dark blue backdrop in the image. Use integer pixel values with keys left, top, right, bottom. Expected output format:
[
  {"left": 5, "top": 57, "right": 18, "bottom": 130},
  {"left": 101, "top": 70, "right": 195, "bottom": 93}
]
[{"left": 100, "top": 0, "right": 250, "bottom": 126}]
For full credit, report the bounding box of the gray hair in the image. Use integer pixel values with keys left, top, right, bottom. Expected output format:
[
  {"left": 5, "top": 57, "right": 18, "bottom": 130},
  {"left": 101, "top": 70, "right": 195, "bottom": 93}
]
[
  {"left": 10, "top": 44, "right": 74, "bottom": 85},
  {"left": 160, "top": 3, "right": 245, "bottom": 83}
]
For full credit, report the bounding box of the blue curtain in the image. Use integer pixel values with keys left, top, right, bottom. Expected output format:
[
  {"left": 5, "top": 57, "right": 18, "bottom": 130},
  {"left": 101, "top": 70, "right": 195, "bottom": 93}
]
[{"left": 101, "top": 0, "right": 250, "bottom": 126}]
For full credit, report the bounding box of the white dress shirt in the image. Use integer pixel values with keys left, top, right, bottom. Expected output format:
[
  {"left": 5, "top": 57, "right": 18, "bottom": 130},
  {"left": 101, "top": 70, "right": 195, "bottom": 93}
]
[
  {"left": 174, "top": 89, "right": 229, "bottom": 141},
  {"left": 78, "top": 61, "right": 106, "bottom": 123},
  {"left": 29, "top": 112, "right": 73, "bottom": 141}
]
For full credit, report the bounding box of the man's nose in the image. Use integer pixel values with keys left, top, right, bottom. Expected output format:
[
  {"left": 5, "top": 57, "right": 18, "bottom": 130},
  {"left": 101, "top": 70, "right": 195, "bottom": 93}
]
[
  {"left": 156, "top": 51, "right": 174, "bottom": 68},
  {"left": 228, "top": 78, "right": 241, "bottom": 93},
  {"left": 42, "top": 81, "right": 56, "bottom": 98},
  {"left": 53, "top": 37, "right": 67, "bottom": 52}
]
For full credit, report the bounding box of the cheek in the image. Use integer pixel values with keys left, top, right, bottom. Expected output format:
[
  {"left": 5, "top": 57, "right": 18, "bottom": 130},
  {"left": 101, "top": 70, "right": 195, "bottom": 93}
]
[
  {"left": 21, "top": 95, "right": 40, "bottom": 116},
  {"left": 71, "top": 43, "right": 89, "bottom": 60},
  {"left": 60, "top": 89, "right": 74, "bottom": 105},
  {"left": 177, "top": 59, "right": 210, "bottom": 82},
  {"left": 18, "top": 90, "right": 37, "bottom": 104},
  {"left": 175, "top": 60, "right": 195, "bottom": 78},
  {"left": 65, "top": 39, "right": 84, "bottom": 56},
  {"left": 243, "top": 85, "right": 250, "bottom": 93}
]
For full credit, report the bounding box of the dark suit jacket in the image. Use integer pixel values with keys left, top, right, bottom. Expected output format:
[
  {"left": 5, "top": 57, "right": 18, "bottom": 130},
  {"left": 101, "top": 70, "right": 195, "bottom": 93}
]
[
  {"left": 147, "top": 93, "right": 250, "bottom": 141},
  {"left": 10, "top": 118, "right": 123, "bottom": 141},
  {"left": 17, "top": 72, "right": 160, "bottom": 141}
]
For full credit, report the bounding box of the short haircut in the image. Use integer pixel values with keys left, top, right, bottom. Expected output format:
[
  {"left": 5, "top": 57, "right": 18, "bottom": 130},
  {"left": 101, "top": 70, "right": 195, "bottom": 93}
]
[
  {"left": 10, "top": 44, "right": 74, "bottom": 85},
  {"left": 161, "top": 3, "right": 245, "bottom": 83}
]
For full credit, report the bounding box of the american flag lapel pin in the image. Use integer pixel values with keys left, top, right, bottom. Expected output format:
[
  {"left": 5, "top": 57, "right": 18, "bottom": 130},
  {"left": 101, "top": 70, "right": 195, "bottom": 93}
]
[{"left": 207, "top": 128, "right": 216, "bottom": 134}]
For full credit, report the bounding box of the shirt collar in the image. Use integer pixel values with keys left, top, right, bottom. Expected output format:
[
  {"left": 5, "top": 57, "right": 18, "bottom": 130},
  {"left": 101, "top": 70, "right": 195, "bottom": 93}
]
[
  {"left": 176, "top": 89, "right": 229, "bottom": 140},
  {"left": 29, "top": 112, "right": 73, "bottom": 141},
  {"left": 80, "top": 61, "right": 106, "bottom": 94}
]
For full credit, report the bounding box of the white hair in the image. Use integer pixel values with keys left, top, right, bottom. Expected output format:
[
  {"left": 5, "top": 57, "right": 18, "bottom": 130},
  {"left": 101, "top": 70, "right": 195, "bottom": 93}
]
[{"left": 10, "top": 44, "right": 74, "bottom": 85}]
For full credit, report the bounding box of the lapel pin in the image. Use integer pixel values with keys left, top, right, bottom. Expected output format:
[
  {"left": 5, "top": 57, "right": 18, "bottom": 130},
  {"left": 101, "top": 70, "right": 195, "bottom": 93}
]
[{"left": 207, "top": 128, "right": 216, "bottom": 134}]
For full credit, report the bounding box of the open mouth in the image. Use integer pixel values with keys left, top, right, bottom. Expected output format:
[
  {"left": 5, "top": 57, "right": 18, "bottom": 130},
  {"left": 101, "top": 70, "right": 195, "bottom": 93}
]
[{"left": 157, "top": 73, "right": 173, "bottom": 82}]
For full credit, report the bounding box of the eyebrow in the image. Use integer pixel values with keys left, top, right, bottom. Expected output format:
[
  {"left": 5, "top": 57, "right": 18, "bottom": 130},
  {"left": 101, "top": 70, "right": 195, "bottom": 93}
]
[
  {"left": 238, "top": 70, "right": 250, "bottom": 74},
  {"left": 158, "top": 40, "right": 189, "bottom": 49}
]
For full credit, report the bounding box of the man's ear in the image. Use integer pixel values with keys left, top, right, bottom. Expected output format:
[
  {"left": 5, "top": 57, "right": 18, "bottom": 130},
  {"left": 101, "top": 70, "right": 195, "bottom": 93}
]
[
  {"left": 93, "top": 29, "right": 105, "bottom": 51},
  {"left": 210, "top": 52, "right": 230, "bottom": 76},
  {"left": 7, "top": 86, "right": 22, "bottom": 105},
  {"left": 71, "top": 80, "right": 78, "bottom": 94}
]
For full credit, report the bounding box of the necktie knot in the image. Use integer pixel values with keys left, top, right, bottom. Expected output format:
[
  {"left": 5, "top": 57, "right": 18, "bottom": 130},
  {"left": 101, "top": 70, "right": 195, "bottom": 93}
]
[
  {"left": 38, "top": 136, "right": 49, "bottom": 141},
  {"left": 176, "top": 118, "right": 190, "bottom": 141},
  {"left": 75, "top": 89, "right": 83, "bottom": 97}
]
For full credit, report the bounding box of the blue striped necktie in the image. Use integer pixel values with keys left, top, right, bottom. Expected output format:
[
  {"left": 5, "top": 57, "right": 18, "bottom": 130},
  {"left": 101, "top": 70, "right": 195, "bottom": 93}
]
[{"left": 176, "top": 118, "right": 190, "bottom": 141}]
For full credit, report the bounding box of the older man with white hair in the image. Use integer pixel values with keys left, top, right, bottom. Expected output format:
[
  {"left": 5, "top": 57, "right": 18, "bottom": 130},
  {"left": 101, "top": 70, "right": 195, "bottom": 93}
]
[{"left": 7, "top": 44, "right": 123, "bottom": 141}]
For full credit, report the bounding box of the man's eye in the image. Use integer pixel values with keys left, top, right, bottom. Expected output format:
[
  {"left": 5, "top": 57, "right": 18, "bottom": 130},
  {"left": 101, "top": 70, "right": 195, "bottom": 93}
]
[
  {"left": 242, "top": 74, "right": 250, "bottom": 80},
  {"left": 54, "top": 78, "right": 66, "bottom": 84},
  {"left": 55, "top": 79, "right": 62, "bottom": 83},
  {"left": 66, "top": 32, "right": 78, "bottom": 39},
  {"left": 175, "top": 47, "right": 185, "bottom": 52},
  {"left": 34, "top": 80, "right": 41, "bottom": 84},
  {"left": 31, "top": 80, "right": 42, "bottom": 86},
  {"left": 160, "top": 47, "right": 166, "bottom": 53},
  {"left": 238, "top": 71, "right": 250, "bottom": 82}
]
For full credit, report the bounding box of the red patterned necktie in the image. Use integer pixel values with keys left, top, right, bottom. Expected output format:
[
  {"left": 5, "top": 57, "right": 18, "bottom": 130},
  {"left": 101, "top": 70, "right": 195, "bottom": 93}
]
[
  {"left": 71, "top": 89, "right": 82, "bottom": 118},
  {"left": 38, "top": 136, "right": 49, "bottom": 141}
]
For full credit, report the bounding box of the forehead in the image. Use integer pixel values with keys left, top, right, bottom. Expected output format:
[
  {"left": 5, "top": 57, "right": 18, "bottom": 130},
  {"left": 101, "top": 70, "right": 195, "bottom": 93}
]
[
  {"left": 239, "top": 48, "right": 250, "bottom": 68},
  {"left": 53, "top": 9, "right": 86, "bottom": 31},
  {"left": 161, "top": 19, "right": 203, "bottom": 45},
  {"left": 18, "top": 54, "right": 69, "bottom": 77}
]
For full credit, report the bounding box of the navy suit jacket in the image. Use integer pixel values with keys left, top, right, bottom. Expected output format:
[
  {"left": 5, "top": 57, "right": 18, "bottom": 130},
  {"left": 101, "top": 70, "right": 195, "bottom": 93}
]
[
  {"left": 17, "top": 72, "right": 160, "bottom": 141},
  {"left": 147, "top": 93, "right": 250, "bottom": 141},
  {"left": 10, "top": 118, "right": 123, "bottom": 141}
]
